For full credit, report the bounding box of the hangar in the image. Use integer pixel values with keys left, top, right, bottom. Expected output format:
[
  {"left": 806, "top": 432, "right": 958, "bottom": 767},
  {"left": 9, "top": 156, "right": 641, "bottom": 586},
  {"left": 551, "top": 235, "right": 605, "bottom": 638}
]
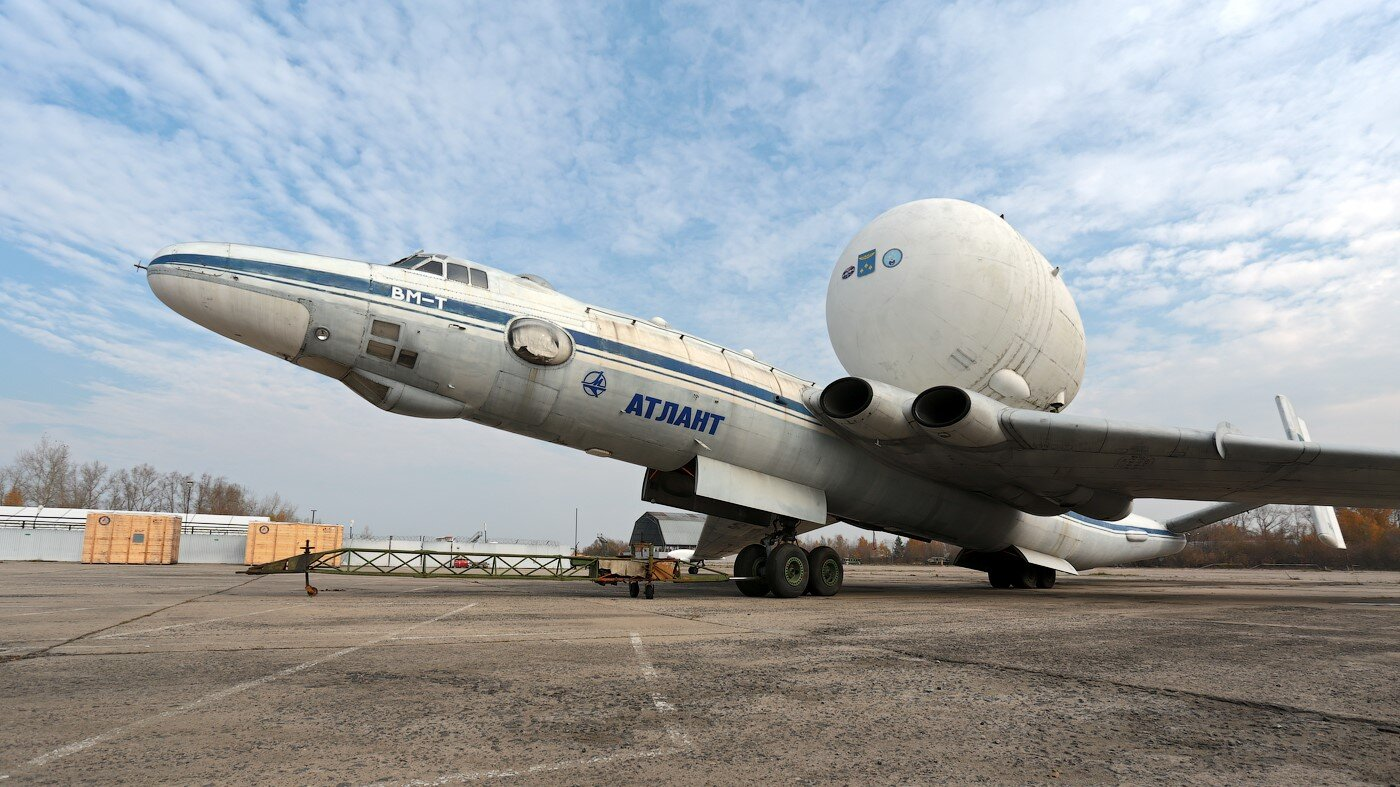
[{"left": 628, "top": 511, "right": 704, "bottom": 554}]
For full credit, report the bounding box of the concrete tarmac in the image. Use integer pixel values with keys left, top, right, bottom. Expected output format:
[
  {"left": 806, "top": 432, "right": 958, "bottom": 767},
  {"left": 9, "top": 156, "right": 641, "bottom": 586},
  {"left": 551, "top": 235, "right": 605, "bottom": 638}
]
[{"left": 1, "top": 563, "right": 1396, "bottom": 785}]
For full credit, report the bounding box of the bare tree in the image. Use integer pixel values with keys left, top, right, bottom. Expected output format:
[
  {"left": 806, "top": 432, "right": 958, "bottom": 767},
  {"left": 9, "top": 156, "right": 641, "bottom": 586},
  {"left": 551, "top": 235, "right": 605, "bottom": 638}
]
[
  {"left": 581, "top": 534, "right": 628, "bottom": 556},
  {"left": 0, "top": 464, "right": 17, "bottom": 505},
  {"left": 10, "top": 435, "right": 74, "bottom": 507},
  {"left": 109, "top": 464, "right": 162, "bottom": 511},
  {"left": 2, "top": 437, "right": 301, "bottom": 519},
  {"left": 252, "top": 492, "right": 298, "bottom": 522},
  {"left": 200, "top": 476, "right": 251, "bottom": 515},
  {"left": 69, "top": 461, "right": 110, "bottom": 508}
]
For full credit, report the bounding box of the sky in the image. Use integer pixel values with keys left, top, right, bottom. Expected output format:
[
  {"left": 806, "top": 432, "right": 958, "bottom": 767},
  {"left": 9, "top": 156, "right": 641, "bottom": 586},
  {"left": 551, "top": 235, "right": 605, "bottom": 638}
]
[{"left": 0, "top": 0, "right": 1397, "bottom": 543}]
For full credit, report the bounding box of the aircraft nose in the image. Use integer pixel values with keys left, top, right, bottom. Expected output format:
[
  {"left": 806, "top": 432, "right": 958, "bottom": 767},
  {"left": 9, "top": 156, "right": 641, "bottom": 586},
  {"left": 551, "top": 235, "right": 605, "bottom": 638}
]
[{"left": 148, "top": 249, "right": 311, "bottom": 359}]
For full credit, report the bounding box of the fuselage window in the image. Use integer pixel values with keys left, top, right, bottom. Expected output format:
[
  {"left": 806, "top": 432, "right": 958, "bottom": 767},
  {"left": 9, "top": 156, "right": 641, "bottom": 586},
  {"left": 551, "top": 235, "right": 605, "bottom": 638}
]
[
  {"left": 366, "top": 340, "right": 395, "bottom": 361},
  {"left": 469, "top": 268, "right": 488, "bottom": 289},
  {"left": 414, "top": 260, "right": 444, "bottom": 277},
  {"left": 396, "top": 349, "right": 418, "bottom": 369},
  {"left": 371, "top": 320, "right": 401, "bottom": 342},
  {"left": 507, "top": 317, "right": 574, "bottom": 366},
  {"left": 446, "top": 264, "right": 472, "bottom": 285}
]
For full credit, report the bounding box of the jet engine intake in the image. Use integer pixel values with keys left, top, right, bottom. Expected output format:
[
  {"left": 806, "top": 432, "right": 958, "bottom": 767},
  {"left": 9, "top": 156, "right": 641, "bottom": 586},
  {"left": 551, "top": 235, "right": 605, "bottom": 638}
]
[
  {"left": 912, "top": 385, "right": 1009, "bottom": 448},
  {"left": 812, "top": 377, "right": 918, "bottom": 441}
]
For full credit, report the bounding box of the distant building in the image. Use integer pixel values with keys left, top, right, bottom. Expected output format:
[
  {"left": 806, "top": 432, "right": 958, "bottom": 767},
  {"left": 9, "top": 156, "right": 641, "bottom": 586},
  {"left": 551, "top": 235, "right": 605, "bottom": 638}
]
[
  {"left": 0, "top": 506, "right": 268, "bottom": 534},
  {"left": 628, "top": 511, "right": 705, "bottom": 553}
]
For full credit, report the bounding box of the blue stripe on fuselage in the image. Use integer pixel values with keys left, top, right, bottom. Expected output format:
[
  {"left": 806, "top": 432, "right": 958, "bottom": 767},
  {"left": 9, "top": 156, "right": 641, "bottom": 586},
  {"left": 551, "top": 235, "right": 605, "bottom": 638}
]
[{"left": 150, "top": 252, "right": 816, "bottom": 419}]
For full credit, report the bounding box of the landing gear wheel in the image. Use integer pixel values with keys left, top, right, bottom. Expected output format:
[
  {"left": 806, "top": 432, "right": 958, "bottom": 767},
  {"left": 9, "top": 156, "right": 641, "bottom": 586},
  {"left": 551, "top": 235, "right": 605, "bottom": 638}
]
[
  {"left": 1012, "top": 565, "right": 1038, "bottom": 589},
  {"left": 766, "top": 543, "right": 810, "bottom": 599},
  {"left": 988, "top": 570, "right": 1013, "bottom": 588},
  {"left": 1034, "top": 567, "right": 1057, "bottom": 589},
  {"left": 644, "top": 584, "right": 655, "bottom": 599},
  {"left": 734, "top": 544, "right": 769, "bottom": 597},
  {"left": 688, "top": 565, "right": 699, "bottom": 575},
  {"left": 806, "top": 546, "right": 843, "bottom": 597},
  {"left": 628, "top": 582, "right": 640, "bottom": 598}
]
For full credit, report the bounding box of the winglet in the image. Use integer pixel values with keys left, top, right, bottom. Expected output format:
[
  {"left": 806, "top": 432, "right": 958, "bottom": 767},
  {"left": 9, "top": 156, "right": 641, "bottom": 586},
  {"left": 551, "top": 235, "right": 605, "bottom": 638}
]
[{"left": 1275, "top": 395, "right": 1347, "bottom": 549}]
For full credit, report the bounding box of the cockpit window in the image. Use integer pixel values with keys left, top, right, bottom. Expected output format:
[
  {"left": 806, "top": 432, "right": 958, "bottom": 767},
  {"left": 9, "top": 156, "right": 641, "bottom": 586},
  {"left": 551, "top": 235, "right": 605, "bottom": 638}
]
[
  {"left": 414, "top": 259, "right": 444, "bottom": 277},
  {"left": 391, "top": 252, "right": 429, "bottom": 268},
  {"left": 507, "top": 318, "right": 573, "bottom": 366},
  {"left": 446, "top": 263, "right": 489, "bottom": 289},
  {"left": 446, "top": 263, "right": 472, "bottom": 285}
]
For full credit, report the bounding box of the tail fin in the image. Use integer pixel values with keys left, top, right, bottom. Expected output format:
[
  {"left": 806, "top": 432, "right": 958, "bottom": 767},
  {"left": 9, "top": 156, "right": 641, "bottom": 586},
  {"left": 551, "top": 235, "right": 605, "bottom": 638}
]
[{"left": 1275, "top": 395, "right": 1347, "bottom": 548}]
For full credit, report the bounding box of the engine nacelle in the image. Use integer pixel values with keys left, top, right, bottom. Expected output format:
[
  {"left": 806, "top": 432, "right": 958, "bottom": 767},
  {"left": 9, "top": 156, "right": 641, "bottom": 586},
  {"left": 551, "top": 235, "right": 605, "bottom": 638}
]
[
  {"left": 809, "top": 377, "right": 918, "bottom": 441},
  {"left": 343, "top": 369, "right": 466, "bottom": 419},
  {"left": 912, "top": 384, "right": 1134, "bottom": 520},
  {"left": 826, "top": 199, "right": 1086, "bottom": 411},
  {"left": 912, "top": 385, "right": 1009, "bottom": 448}
]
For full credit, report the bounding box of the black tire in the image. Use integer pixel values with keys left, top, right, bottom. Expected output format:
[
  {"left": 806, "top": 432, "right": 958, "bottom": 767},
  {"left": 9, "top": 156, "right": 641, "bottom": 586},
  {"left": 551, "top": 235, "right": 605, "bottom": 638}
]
[
  {"left": 1012, "top": 565, "right": 1038, "bottom": 589},
  {"left": 644, "top": 584, "right": 655, "bottom": 599},
  {"left": 806, "top": 546, "right": 843, "bottom": 597},
  {"left": 1034, "top": 567, "right": 1057, "bottom": 589},
  {"left": 688, "top": 565, "right": 699, "bottom": 575},
  {"left": 988, "top": 569, "right": 1013, "bottom": 588},
  {"left": 628, "top": 582, "right": 640, "bottom": 598},
  {"left": 766, "top": 543, "right": 810, "bottom": 599},
  {"left": 734, "top": 544, "right": 769, "bottom": 597}
]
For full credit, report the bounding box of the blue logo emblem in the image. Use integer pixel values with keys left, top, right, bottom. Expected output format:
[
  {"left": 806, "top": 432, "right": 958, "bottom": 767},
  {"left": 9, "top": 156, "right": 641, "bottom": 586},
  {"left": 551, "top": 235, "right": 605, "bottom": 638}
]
[
  {"left": 882, "top": 248, "right": 902, "bottom": 268},
  {"left": 856, "top": 249, "right": 877, "bottom": 277},
  {"left": 581, "top": 370, "right": 607, "bottom": 397},
  {"left": 841, "top": 265, "right": 855, "bottom": 280}
]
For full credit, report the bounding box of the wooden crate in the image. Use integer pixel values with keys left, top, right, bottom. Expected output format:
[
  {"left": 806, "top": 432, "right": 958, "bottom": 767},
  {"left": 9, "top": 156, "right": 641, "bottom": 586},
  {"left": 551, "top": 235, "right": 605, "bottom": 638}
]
[
  {"left": 245, "top": 523, "right": 343, "bottom": 566},
  {"left": 82, "top": 513, "right": 182, "bottom": 564}
]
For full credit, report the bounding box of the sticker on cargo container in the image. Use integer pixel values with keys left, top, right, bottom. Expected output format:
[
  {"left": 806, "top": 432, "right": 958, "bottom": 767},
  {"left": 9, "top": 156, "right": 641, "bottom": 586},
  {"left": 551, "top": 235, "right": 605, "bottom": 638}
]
[
  {"left": 98, "top": 515, "right": 111, "bottom": 525},
  {"left": 259, "top": 525, "right": 270, "bottom": 534}
]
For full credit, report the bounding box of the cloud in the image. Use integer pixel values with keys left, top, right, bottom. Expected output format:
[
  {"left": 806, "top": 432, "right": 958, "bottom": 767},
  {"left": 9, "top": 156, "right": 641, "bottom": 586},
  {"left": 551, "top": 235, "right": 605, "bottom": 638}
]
[{"left": 0, "top": 0, "right": 1397, "bottom": 537}]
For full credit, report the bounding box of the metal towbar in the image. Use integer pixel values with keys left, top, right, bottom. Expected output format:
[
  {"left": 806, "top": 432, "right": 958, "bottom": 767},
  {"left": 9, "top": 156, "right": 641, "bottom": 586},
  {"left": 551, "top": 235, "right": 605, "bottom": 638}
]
[{"left": 245, "top": 542, "right": 729, "bottom": 598}]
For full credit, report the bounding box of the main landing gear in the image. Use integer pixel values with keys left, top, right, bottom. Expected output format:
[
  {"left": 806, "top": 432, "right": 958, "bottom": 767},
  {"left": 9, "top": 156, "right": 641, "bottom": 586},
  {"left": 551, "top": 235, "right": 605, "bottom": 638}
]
[
  {"left": 733, "top": 538, "right": 844, "bottom": 598},
  {"left": 988, "top": 564, "right": 1056, "bottom": 589}
]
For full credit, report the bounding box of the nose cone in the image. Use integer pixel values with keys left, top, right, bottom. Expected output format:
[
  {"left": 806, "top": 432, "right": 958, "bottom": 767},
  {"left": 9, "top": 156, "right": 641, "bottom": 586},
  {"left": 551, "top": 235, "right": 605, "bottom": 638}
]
[{"left": 148, "top": 246, "right": 311, "bottom": 359}]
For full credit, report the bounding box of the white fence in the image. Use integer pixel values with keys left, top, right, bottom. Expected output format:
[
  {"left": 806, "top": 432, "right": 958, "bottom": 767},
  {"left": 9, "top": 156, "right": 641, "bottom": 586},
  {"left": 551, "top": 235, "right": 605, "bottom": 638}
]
[
  {"left": 179, "top": 534, "right": 248, "bottom": 564},
  {"left": 0, "top": 528, "right": 84, "bottom": 561},
  {"left": 0, "top": 506, "right": 268, "bottom": 534}
]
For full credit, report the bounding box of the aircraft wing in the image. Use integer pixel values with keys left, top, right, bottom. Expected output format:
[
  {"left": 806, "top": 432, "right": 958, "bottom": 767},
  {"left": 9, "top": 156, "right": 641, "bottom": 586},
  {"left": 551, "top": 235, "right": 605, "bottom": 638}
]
[{"left": 812, "top": 385, "right": 1400, "bottom": 521}]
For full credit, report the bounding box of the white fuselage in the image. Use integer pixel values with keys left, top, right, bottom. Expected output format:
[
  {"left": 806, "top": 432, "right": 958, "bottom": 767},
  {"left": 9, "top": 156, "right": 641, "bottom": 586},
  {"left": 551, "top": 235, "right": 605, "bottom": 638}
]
[{"left": 147, "top": 243, "right": 1185, "bottom": 569}]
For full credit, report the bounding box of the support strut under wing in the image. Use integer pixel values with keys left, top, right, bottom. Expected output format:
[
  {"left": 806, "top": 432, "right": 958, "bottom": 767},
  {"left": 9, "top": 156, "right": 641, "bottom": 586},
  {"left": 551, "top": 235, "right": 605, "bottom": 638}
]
[{"left": 1163, "top": 502, "right": 1261, "bottom": 534}]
